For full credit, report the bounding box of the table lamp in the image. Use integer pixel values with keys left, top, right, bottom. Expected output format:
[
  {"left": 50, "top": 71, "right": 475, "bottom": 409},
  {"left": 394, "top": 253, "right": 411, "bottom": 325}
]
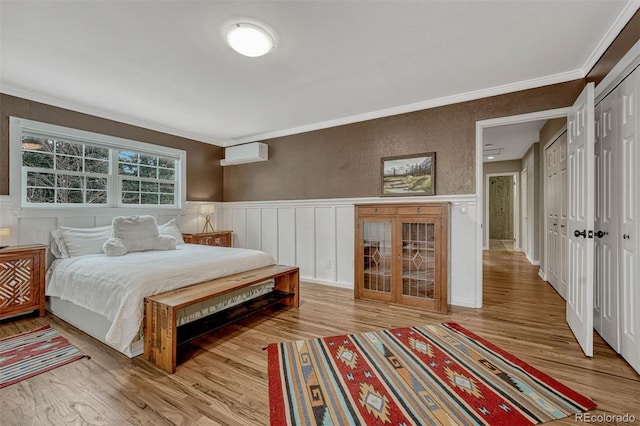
[
  {"left": 200, "top": 205, "right": 215, "bottom": 233},
  {"left": 0, "top": 228, "right": 10, "bottom": 249}
]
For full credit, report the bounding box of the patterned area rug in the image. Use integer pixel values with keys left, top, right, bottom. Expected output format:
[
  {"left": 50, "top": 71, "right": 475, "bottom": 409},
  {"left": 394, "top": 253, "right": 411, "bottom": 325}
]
[
  {"left": 268, "top": 322, "right": 596, "bottom": 425},
  {"left": 0, "top": 325, "right": 88, "bottom": 389}
]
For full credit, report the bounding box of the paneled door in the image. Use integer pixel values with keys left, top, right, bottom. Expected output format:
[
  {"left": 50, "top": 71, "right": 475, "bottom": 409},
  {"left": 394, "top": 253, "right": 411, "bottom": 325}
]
[
  {"left": 567, "top": 82, "right": 595, "bottom": 357},
  {"left": 595, "top": 88, "right": 620, "bottom": 351},
  {"left": 545, "top": 131, "right": 567, "bottom": 298},
  {"left": 619, "top": 67, "right": 639, "bottom": 372},
  {"left": 546, "top": 139, "right": 559, "bottom": 288}
]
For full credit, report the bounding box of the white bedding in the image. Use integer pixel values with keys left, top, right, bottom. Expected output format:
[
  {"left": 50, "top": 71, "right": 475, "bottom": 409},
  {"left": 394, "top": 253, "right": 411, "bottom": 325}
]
[{"left": 46, "top": 244, "right": 274, "bottom": 352}]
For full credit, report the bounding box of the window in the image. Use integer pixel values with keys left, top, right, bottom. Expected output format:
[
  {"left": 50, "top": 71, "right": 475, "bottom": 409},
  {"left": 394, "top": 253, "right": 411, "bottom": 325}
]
[
  {"left": 118, "top": 150, "right": 177, "bottom": 206},
  {"left": 22, "top": 134, "right": 110, "bottom": 205},
  {"left": 11, "top": 117, "right": 186, "bottom": 209}
]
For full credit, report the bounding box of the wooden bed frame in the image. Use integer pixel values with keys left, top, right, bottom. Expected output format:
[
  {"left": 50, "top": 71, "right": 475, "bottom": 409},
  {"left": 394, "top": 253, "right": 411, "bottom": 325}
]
[{"left": 143, "top": 264, "right": 299, "bottom": 373}]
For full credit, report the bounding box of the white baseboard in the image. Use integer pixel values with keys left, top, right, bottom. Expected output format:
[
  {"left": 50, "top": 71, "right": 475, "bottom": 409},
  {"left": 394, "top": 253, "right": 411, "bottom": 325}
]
[
  {"left": 524, "top": 253, "right": 540, "bottom": 266},
  {"left": 450, "top": 298, "right": 477, "bottom": 308},
  {"left": 301, "top": 277, "right": 353, "bottom": 290},
  {"left": 538, "top": 269, "right": 547, "bottom": 281}
]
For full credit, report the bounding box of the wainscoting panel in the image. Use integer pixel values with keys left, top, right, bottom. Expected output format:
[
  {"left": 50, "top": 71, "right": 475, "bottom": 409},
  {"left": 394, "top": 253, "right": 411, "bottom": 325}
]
[
  {"left": 277, "top": 208, "right": 296, "bottom": 266},
  {"left": 231, "top": 208, "right": 247, "bottom": 248},
  {"left": 220, "top": 196, "right": 479, "bottom": 307},
  {"left": 246, "top": 208, "right": 261, "bottom": 251},
  {"left": 260, "top": 208, "right": 278, "bottom": 262},
  {"left": 314, "top": 207, "right": 335, "bottom": 282},
  {"left": 295, "top": 207, "right": 316, "bottom": 279},
  {"left": 336, "top": 206, "right": 355, "bottom": 286}
]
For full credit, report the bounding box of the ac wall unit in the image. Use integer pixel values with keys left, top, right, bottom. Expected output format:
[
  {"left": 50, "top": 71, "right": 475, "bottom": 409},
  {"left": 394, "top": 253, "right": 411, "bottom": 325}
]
[{"left": 220, "top": 142, "right": 268, "bottom": 166}]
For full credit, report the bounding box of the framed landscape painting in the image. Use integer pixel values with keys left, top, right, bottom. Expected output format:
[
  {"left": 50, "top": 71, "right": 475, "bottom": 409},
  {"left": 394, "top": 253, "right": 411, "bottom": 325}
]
[{"left": 381, "top": 152, "right": 436, "bottom": 196}]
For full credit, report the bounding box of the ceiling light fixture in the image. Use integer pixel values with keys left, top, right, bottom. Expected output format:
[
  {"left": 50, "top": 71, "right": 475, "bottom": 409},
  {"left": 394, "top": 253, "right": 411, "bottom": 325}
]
[
  {"left": 225, "top": 22, "right": 275, "bottom": 57},
  {"left": 486, "top": 156, "right": 496, "bottom": 160},
  {"left": 21, "top": 138, "right": 43, "bottom": 150}
]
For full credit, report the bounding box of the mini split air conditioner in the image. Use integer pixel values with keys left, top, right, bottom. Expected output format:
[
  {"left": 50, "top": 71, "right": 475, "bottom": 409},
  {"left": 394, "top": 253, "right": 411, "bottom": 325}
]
[{"left": 220, "top": 142, "right": 268, "bottom": 166}]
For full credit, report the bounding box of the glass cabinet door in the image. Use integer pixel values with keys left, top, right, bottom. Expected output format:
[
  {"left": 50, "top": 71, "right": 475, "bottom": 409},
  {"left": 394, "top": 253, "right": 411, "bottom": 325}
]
[
  {"left": 361, "top": 220, "right": 393, "bottom": 297},
  {"left": 400, "top": 220, "right": 437, "bottom": 303}
]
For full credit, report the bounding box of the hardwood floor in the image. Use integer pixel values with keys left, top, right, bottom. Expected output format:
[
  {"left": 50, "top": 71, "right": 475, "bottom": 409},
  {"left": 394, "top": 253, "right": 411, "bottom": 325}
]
[{"left": 1, "top": 250, "right": 638, "bottom": 425}]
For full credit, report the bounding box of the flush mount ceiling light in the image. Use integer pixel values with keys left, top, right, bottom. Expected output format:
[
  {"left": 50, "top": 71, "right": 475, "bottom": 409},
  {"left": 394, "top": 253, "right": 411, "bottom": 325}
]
[{"left": 225, "top": 22, "right": 275, "bottom": 57}]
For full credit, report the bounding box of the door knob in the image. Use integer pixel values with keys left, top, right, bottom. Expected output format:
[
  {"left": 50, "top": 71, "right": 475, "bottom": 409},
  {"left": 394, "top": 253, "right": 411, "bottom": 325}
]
[
  {"left": 574, "top": 229, "right": 586, "bottom": 238},
  {"left": 623, "top": 234, "right": 630, "bottom": 240},
  {"left": 595, "top": 230, "right": 608, "bottom": 238}
]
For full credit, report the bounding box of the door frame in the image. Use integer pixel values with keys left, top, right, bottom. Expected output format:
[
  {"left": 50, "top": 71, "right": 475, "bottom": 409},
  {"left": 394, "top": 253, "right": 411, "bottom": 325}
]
[
  {"left": 520, "top": 168, "right": 528, "bottom": 255},
  {"left": 475, "top": 107, "right": 570, "bottom": 307},
  {"left": 484, "top": 172, "right": 519, "bottom": 251},
  {"left": 541, "top": 125, "right": 568, "bottom": 283}
]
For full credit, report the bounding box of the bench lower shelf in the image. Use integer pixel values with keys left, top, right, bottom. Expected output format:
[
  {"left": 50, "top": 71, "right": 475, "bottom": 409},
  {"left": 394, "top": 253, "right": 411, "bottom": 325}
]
[{"left": 177, "top": 290, "right": 293, "bottom": 346}]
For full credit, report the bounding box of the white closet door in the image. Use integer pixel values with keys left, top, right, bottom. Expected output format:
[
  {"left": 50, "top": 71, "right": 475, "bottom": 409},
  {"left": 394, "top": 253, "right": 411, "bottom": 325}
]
[
  {"left": 598, "top": 89, "right": 620, "bottom": 351},
  {"left": 567, "top": 82, "right": 595, "bottom": 357},
  {"left": 594, "top": 103, "right": 602, "bottom": 334},
  {"left": 619, "top": 67, "right": 639, "bottom": 372},
  {"left": 558, "top": 133, "right": 569, "bottom": 298},
  {"left": 546, "top": 142, "right": 559, "bottom": 290}
]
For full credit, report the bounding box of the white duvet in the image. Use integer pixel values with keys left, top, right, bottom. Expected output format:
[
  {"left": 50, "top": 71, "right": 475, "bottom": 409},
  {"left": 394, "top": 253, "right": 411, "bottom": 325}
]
[{"left": 46, "top": 244, "right": 274, "bottom": 352}]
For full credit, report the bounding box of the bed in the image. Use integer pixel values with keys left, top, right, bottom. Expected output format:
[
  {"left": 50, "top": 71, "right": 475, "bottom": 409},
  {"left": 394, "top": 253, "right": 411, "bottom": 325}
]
[{"left": 46, "top": 243, "right": 276, "bottom": 357}]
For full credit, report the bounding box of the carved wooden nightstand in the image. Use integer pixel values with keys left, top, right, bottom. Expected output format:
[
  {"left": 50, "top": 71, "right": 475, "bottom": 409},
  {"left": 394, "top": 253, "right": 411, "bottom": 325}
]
[
  {"left": 0, "top": 245, "right": 47, "bottom": 319},
  {"left": 182, "top": 231, "right": 233, "bottom": 248}
]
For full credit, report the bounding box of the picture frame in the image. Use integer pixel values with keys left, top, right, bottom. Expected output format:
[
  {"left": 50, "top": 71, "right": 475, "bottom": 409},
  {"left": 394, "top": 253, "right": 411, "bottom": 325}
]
[{"left": 381, "top": 152, "right": 436, "bottom": 196}]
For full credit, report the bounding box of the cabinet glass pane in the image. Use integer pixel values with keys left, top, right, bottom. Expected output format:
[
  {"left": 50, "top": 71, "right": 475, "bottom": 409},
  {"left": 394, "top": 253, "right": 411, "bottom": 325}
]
[
  {"left": 401, "top": 222, "right": 435, "bottom": 299},
  {"left": 363, "top": 221, "right": 392, "bottom": 294}
]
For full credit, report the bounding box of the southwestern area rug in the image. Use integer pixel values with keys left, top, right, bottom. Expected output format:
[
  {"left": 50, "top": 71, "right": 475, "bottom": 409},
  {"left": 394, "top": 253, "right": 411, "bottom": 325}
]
[
  {"left": 267, "top": 322, "right": 596, "bottom": 425},
  {"left": 0, "top": 325, "right": 88, "bottom": 389}
]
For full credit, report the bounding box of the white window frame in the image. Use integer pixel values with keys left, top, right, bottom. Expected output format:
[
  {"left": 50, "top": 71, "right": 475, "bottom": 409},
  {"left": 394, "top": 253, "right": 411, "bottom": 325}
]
[{"left": 9, "top": 117, "right": 187, "bottom": 210}]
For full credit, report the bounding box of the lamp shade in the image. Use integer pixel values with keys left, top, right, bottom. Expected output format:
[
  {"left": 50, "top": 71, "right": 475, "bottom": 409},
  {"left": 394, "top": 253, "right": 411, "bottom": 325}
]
[
  {"left": 200, "top": 205, "right": 216, "bottom": 215},
  {"left": 0, "top": 228, "right": 10, "bottom": 238}
]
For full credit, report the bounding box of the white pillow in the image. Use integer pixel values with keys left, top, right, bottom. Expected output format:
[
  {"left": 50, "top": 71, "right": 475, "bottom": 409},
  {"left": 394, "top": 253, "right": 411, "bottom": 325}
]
[
  {"left": 158, "top": 218, "right": 185, "bottom": 244},
  {"left": 112, "top": 215, "right": 160, "bottom": 253},
  {"left": 50, "top": 229, "right": 70, "bottom": 258},
  {"left": 60, "top": 225, "right": 113, "bottom": 257}
]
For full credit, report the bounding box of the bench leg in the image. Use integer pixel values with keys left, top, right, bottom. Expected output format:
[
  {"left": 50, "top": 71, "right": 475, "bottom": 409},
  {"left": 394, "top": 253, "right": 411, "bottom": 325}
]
[
  {"left": 144, "top": 299, "right": 177, "bottom": 373},
  {"left": 274, "top": 270, "right": 300, "bottom": 307}
]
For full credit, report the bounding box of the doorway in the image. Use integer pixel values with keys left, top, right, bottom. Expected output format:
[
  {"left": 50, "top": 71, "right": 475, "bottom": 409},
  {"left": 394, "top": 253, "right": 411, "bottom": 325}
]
[
  {"left": 475, "top": 107, "right": 570, "bottom": 307},
  {"left": 487, "top": 174, "right": 516, "bottom": 251}
]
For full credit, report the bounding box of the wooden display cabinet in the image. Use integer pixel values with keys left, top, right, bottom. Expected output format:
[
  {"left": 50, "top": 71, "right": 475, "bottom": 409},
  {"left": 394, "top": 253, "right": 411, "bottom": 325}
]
[
  {"left": 0, "top": 245, "right": 47, "bottom": 319},
  {"left": 354, "top": 203, "right": 449, "bottom": 313},
  {"left": 182, "top": 231, "right": 233, "bottom": 247}
]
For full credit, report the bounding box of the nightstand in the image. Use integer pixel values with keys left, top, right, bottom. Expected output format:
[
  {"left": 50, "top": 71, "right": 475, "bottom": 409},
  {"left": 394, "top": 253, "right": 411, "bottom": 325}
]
[
  {"left": 182, "top": 231, "right": 233, "bottom": 247},
  {"left": 0, "top": 245, "right": 47, "bottom": 319}
]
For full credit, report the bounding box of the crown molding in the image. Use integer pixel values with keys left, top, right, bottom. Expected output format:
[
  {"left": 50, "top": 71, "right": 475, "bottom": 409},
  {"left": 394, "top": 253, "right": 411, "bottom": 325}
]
[
  {"left": 582, "top": 0, "right": 640, "bottom": 75},
  {"left": 221, "top": 69, "right": 584, "bottom": 146}
]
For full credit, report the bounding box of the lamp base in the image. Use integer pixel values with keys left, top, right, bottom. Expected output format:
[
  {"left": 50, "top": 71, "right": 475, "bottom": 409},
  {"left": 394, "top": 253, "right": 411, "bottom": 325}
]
[{"left": 201, "top": 215, "right": 215, "bottom": 233}]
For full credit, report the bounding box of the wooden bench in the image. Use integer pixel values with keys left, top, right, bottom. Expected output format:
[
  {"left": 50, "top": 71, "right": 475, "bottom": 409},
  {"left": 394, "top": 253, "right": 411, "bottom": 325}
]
[{"left": 143, "top": 265, "right": 299, "bottom": 373}]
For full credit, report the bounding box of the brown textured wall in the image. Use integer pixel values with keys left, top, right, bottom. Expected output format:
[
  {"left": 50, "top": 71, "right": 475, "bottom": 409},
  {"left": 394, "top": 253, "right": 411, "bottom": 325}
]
[
  {"left": 223, "top": 81, "right": 584, "bottom": 201},
  {"left": 587, "top": 10, "right": 640, "bottom": 85},
  {"left": 0, "top": 94, "right": 223, "bottom": 200}
]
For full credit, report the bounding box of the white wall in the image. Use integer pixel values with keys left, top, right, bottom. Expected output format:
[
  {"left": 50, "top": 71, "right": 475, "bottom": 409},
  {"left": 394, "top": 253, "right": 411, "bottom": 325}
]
[{"left": 220, "top": 195, "right": 479, "bottom": 308}]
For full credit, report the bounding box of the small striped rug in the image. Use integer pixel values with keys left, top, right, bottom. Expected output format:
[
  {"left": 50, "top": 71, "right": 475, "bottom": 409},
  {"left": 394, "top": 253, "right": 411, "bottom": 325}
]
[
  {"left": 0, "top": 325, "right": 88, "bottom": 389},
  {"left": 268, "top": 322, "right": 596, "bottom": 425}
]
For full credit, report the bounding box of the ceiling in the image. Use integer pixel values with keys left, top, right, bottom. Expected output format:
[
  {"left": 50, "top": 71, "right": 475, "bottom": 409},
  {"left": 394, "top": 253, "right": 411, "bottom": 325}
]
[
  {"left": 482, "top": 120, "right": 547, "bottom": 163},
  {"left": 1, "top": 1, "right": 637, "bottom": 147}
]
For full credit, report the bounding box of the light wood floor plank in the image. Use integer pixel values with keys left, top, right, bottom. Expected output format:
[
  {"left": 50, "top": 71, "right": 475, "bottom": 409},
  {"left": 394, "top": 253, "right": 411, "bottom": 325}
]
[{"left": 0, "top": 250, "right": 638, "bottom": 425}]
